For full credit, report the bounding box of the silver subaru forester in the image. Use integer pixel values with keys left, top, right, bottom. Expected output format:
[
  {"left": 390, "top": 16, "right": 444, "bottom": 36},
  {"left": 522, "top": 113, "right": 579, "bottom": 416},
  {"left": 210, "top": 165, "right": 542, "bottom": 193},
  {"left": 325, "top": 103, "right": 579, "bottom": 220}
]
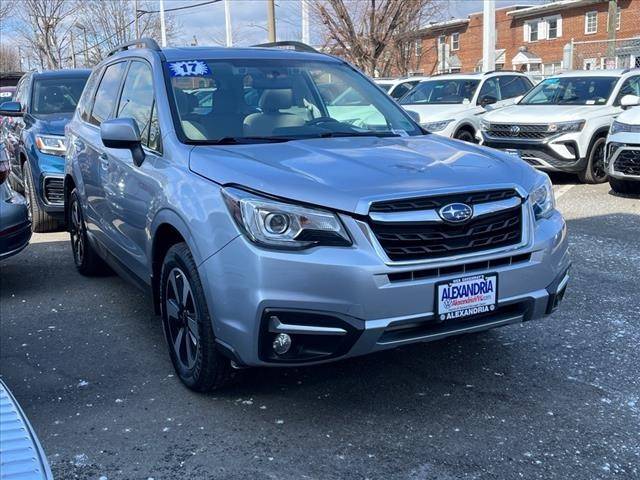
[{"left": 64, "top": 39, "right": 570, "bottom": 391}]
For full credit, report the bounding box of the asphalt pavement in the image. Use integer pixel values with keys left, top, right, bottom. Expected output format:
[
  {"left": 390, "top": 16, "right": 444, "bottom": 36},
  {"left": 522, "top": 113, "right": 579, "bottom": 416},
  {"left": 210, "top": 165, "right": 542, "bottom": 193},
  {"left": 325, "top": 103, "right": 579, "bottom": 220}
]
[{"left": 1, "top": 177, "right": 638, "bottom": 480}]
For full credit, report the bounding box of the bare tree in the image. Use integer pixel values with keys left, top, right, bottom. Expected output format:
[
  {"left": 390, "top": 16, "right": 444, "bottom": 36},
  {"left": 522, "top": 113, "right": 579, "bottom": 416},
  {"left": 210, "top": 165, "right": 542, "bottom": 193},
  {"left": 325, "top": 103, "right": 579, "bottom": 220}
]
[
  {"left": 15, "top": 0, "right": 78, "bottom": 69},
  {"left": 0, "top": 0, "right": 15, "bottom": 25},
  {"left": 311, "top": 0, "right": 439, "bottom": 77},
  {"left": 74, "top": 0, "right": 177, "bottom": 66},
  {"left": 0, "top": 43, "right": 21, "bottom": 72}
]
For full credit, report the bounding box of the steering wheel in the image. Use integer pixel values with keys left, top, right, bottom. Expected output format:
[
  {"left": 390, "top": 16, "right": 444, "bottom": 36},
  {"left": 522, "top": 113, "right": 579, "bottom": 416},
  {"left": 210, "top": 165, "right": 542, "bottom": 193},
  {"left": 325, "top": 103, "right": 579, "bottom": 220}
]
[{"left": 306, "top": 116, "right": 341, "bottom": 126}]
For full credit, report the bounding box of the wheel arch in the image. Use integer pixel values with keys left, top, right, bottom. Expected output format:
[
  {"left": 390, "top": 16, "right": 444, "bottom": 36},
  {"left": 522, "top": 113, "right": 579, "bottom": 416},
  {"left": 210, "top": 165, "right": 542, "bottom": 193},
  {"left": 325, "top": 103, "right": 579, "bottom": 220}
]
[{"left": 149, "top": 210, "right": 202, "bottom": 315}]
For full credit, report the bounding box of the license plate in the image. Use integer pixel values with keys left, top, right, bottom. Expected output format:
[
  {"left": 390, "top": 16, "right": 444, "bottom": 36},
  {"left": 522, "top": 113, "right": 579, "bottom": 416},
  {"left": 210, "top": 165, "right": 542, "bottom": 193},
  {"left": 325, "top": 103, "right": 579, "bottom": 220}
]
[
  {"left": 505, "top": 149, "right": 521, "bottom": 158},
  {"left": 436, "top": 274, "right": 498, "bottom": 321}
]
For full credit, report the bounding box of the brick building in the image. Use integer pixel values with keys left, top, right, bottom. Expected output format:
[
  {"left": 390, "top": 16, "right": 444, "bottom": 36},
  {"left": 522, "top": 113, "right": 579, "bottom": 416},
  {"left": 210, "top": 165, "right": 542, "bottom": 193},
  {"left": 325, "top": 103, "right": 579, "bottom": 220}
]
[{"left": 411, "top": 0, "right": 640, "bottom": 76}]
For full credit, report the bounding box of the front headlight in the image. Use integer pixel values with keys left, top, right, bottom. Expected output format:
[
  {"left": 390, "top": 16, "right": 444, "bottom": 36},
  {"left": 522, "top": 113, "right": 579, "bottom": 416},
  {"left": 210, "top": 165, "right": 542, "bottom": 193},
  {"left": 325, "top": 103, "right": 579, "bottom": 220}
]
[
  {"left": 222, "top": 187, "right": 351, "bottom": 249},
  {"left": 422, "top": 119, "right": 454, "bottom": 132},
  {"left": 35, "top": 135, "right": 66, "bottom": 156},
  {"left": 529, "top": 174, "right": 556, "bottom": 220},
  {"left": 547, "top": 120, "right": 585, "bottom": 134}
]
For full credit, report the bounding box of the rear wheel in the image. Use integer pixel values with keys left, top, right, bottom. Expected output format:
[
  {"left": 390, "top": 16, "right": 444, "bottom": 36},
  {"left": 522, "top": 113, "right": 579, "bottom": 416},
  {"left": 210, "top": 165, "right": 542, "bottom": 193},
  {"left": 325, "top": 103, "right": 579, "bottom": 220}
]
[
  {"left": 23, "top": 162, "right": 61, "bottom": 232},
  {"left": 160, "top": 243, "right": 232, "bottom": 392},
  {"left": 578, "top": 137, "right": 608, "bottom": 184},
  {"left": 454, "top": 128, "right": 476, "bottom": 143},
  {"left": 69, "top": 189, "right": 109, "bottom": 276},
  {"left": 609, "top": 177, "right": 640, "bottom": 195}
]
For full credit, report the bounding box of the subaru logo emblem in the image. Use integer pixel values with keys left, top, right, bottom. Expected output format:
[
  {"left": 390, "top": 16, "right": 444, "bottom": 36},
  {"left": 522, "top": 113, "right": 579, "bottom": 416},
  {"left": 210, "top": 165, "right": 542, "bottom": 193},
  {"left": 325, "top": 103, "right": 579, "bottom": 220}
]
[
  {"left": 438, "top": 203, "right": 473, "bottom": 223},
  {"left": 510, "top": 125, "right": 521, "bottom": 136}
]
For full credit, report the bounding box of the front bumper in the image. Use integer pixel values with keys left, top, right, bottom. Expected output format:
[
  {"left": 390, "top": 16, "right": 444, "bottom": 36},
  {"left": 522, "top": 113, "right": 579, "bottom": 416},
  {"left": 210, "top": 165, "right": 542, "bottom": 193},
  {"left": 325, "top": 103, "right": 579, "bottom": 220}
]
[
  {"left": 199, "top": 209, "right": 570, "bottom": 367},
  {"left": 482, "top": 132, "right": 585, "bottom": 173},
  {"left": 0, "top": 188, "right": 32, "bottom": 260},
  {"left": 606, "top": 142, "right": 640, "bottom": 180}
]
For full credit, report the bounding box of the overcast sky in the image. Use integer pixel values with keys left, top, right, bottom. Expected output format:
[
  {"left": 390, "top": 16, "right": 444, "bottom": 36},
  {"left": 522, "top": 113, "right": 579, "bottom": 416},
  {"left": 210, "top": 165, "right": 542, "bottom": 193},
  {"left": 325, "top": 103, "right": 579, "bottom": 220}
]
[{"left": 169, "top": 0, "right": 546, "bottom": 46}]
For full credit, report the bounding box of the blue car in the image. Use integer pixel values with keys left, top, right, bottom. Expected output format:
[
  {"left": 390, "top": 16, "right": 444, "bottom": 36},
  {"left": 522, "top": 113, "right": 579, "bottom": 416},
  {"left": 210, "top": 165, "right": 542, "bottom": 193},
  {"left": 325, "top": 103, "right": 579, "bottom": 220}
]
[
  {"left": 0, "top": 69, "right": 90, "bottom": 232},
  {"left": 65, "top": 40, "right": 569, "bottom": 391}
]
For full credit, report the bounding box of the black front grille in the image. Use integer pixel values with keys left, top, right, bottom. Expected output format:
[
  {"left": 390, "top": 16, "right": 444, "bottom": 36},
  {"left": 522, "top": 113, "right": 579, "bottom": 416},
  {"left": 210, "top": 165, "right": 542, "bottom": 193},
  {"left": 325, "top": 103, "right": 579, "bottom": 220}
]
[
  {"left": 613, "top": 149, "right": 640, "bottom": 176},
  {"left": 370, "top": 189, "right": 518, "bottom": 213},
  {"left": 43, "top": 177, "right": 64, "bottom": 205},
  {"left": 487, "top": 124, "right": 550, "bottom": 140},
  {"left": 370, "top": 206, "right": 523, "bottom": 262}
]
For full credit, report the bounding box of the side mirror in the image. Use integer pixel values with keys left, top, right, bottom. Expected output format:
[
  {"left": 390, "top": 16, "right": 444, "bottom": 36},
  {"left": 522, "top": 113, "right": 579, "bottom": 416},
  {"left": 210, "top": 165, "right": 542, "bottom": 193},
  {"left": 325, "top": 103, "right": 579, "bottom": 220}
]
[
  {"left": 406, "top": 110, "right": 421, "bottom": 123},
  {"left": 620, "top": 94, "right": 640, "bottom": 109},
  {"left": 479, "top": 95, "right": 498, "bottom": 108},
  {"left": 0, "top": 101, "right": 23, "bottom": 117},
  {"left": 100, "top": 118, "right": 145, "bottom": 167}
]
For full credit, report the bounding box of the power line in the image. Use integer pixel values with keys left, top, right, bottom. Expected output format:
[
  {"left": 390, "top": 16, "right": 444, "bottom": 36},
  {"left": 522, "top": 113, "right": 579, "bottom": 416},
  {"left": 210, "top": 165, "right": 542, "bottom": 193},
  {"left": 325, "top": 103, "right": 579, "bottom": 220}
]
[{"left": 137, "top": 0, "right": 221, "bottom": 15}]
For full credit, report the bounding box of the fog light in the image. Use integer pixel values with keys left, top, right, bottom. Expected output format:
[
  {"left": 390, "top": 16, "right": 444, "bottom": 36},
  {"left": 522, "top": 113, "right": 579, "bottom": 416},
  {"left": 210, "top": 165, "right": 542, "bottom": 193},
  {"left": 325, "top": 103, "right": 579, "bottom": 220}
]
[{"left": 272, "top": 333, "right": 292, "bottom": 355}]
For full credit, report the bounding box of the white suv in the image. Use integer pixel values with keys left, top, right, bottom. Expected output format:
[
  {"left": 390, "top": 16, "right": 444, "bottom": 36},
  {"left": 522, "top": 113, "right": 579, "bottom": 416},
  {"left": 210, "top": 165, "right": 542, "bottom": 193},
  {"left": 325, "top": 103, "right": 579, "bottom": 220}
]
[
  {"left": 375, "top": 77, "right": 429, "bottom": 100},
  {"left": 606, "top": 102, "right": 640, "bottom": 194},
  {"left": 399, "top": 72, "right": 533, "bottom": 143},
  {"left": 481, "top": 69, "right": 640, "bottom": 184}
]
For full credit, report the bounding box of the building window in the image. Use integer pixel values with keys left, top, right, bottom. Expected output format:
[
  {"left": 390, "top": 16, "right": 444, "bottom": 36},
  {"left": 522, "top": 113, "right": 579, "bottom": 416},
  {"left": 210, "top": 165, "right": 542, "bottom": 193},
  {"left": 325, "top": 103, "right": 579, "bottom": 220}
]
[
  {"left": 543, "top": 62, "right": 562, "bottom": 75},
  {"left": 415, "top": 40, "right": 422, "bottom": 58},
  {"left": 438, "top": 35, "right": 446, "bottom": 46},
  {"left": 548, "top": 18, "right": 559, "bottom": 39},
  {"left": 585, "top": 11, "right": 598, "bottom": 34},
  {"left": 451, "top": 32, "right": 460, "bottom": 51},
  {"left": 527, "top": 21, "right": 539, "bottom": 42},
  {"left": 608, "top": 8, "right": 621, "bottom": 31}
]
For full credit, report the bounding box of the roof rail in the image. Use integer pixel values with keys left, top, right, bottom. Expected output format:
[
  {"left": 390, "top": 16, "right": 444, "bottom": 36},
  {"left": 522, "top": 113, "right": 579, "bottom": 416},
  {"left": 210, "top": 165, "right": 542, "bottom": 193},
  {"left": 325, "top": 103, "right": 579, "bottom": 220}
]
[
  {"left": 483, "top": 69, "right": 528, "bottom": 75},
  {"left": 107, "top": 37, "right": 161, "bottom": 57},
  {"left": 251, "top": 41, "right": 318, "bottom": 53}
]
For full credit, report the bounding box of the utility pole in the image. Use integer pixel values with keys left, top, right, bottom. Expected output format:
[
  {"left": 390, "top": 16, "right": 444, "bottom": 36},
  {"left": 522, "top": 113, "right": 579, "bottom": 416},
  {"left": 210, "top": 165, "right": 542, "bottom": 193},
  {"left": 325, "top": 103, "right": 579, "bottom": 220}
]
[
  {"left": 159, "top": 0, "right": 167, "bottom": 47},
  {"left": 606, "top": 0, "right": 618, "bottom": 65},
  {"left": 301, "top": 0, "right": 310, "bottom": 45},
  {"left": 134, "top": 0, "right": 140, "bottom": 38},
  {"left": 482, "top": 0, "right": 496, "bottom": 72},
  {"left": 70, "top": 30, "right": 77, "bottom": 68},
  {"left": 267, "top": 0, "right": 276, "bottom": 43},
  {"left": 224, "top": 0, "right": 233, "bottom": 47}
]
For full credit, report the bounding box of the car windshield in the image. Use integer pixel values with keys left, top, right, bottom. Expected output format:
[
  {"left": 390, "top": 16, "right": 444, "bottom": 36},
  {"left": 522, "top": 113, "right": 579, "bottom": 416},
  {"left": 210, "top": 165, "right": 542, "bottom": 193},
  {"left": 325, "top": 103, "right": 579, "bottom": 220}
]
[
  {"left": 399, "top": 79, "right": 480, "bottom": 105},
  {"left": 519, "top": 76, "right": 618, "bottom": 105},
  {"left": 166, "top": 58, "right": 421, "bottom": 143},
  {"left": 32, "top": 76, "right": 89, "bottom": 114}
]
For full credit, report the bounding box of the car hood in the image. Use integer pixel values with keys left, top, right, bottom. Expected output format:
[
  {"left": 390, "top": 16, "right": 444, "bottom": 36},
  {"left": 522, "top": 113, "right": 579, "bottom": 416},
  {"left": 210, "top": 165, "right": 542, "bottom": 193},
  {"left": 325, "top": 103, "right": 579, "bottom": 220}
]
[
  {"left": 484, "top": 104, "right": 615, "bottom": 123},
  {"left": 400, "top": 104, "right": 472, "bottom": 123},
  {"left": 32, "top": 112, "right": 74, "bottom": 136},
  {"left": 617, "top": 105, "right": 640, "bottom": 125},
  {"left": 190, "top": 136, "right": 535, "bottom": 215}
]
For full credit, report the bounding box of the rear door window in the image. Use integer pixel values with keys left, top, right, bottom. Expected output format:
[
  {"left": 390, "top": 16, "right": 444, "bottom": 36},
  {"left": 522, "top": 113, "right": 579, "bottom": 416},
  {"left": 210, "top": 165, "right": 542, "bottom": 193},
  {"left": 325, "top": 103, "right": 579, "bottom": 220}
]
[
  {"left": 78, "top": 67, "right": 103, "bottom": 122},
  {"left": 497, "top": 76, "right": 531, "bottom": 99},
  {"left": 89, "top": 62, "right": 127, "bottom": 126},
  {"left": 116, "top": 61, "right": 155, "bottom": 146}
]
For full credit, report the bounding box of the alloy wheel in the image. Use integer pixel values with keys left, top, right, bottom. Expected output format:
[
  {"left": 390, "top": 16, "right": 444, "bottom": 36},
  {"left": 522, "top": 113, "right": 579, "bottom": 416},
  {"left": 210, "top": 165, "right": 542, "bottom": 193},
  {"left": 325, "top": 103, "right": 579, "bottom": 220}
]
[
  {"left": 165, "top": 267, "right": 200, "bottom": 370},
  {"left": 592, "top": 141, "right": 607, "bottom": 182},
  {"left": 70, "top": 198, "right": 84, "bottom": 266}
]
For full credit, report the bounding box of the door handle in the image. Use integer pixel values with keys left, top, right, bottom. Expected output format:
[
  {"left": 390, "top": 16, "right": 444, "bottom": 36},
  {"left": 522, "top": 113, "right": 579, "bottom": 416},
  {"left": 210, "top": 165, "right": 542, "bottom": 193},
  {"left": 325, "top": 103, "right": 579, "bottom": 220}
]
[{"left": 99, "top": 153, "right": 109, "bottom": 170}]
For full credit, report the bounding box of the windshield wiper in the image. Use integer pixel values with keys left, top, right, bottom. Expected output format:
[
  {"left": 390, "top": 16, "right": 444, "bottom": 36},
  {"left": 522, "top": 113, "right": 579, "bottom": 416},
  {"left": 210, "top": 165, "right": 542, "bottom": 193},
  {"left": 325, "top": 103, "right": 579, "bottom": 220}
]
[{"left": 210, "top": 136, "right": 296, "bottom": 145}]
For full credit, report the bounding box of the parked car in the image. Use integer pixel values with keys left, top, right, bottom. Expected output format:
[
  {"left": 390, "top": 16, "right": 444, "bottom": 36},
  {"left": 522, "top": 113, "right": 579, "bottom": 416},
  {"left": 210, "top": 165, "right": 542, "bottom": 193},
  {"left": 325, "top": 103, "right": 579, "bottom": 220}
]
[
  {"left": 65, "top": 39, "right": 570, "bottom": 391},
  {"left": 0, "top": 69, "right": 90, "bottom": 231},
  {"left": 606, "top": 101, "right": 640, "bottom": 194},
  {"left": 0, "top": 142, "right": 31, "bottom": 260},
  {"left": 399, "top": 71, "right": 533, "bottom": 143},
  {"left": 481, "top": 68, "right": 640, "bottom": 184},
  {"left": 0, "top": 379, "right": 53, "bottom": 480},
  {"left": 374, "top": 76, "right": 428, "bottom": 100}
]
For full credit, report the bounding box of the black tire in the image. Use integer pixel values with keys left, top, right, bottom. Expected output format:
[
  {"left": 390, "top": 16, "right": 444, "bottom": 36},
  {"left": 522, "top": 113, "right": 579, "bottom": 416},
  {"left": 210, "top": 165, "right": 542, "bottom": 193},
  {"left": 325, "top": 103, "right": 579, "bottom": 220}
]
[
  {"left": 23, "top": 162, "right": 61, "bottom": 232},
  {"left": 454, "top": 128, "right": 476, "bottom": 143},
  {"left": 69, "top": 189, "right": 109, "bottom": 276},
  {"left": 160, "top": 243, "right": 232, "bottom": 392},
  {"left": 578, "top": 137, "right": 608, "bottom": 184},
  {"left": 609, "top": 177, "right": 640, "bottom": 195}
]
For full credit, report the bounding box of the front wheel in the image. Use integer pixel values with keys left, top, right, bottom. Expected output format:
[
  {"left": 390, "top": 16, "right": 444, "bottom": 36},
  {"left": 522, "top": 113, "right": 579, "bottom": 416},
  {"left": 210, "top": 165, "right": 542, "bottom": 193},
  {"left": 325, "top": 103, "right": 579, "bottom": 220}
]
[
  {"left": 454, "top": 128, "right": 476, "bottom": 143},
  {"left": 69, "top": 189, "right": 109, "bottom": 276},
  {"left": 578, "top": 137, "right": 608, "bottom": 184},
  {"left": 160, "top": 243, "right": 232, "bottom": 391}
]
